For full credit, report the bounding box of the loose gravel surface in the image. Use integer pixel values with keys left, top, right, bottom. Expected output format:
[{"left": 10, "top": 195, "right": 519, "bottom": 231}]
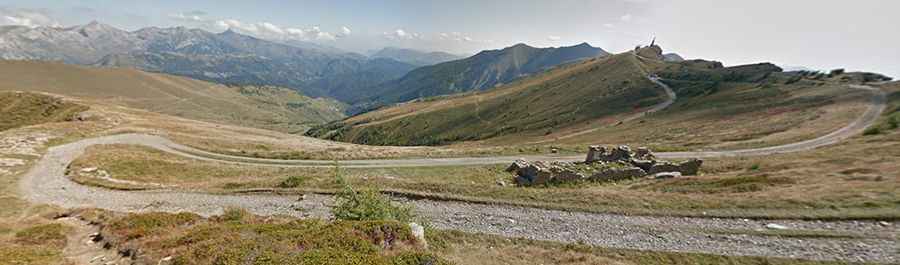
[{"left": 13, "top": 84, "right": 894, "bottom": 262}]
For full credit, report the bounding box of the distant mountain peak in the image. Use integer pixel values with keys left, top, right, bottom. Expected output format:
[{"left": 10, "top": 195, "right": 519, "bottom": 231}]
[{"left": 573, "top": 42, "right": 592, "bottom": 48}]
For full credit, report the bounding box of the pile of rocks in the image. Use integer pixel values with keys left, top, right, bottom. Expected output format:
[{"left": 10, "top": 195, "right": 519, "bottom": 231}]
[{"left": 507, "top": 145, "right": 702, "bottom": 186}]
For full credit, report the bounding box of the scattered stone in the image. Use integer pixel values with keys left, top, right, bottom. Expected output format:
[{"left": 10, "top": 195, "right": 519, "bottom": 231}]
[
  {"left": 877, "top": 221, "right": 890, "bottom": 227},
  {"left": 766, "top": 223, "right": 789, "bottom": 230},
  {"left": 409, "top": 223, "right": 427, "bottom": 249},
  {"left": 297, "top": 194, "right": 307, "bottom": 201},
  {"left": 512, "top": 145, "right": 702, "bottom": 186},
  {"left": 496, "top": 179, "right": 507, "bottom": 187},
  {"left": 81, "top": 167, "right": 98, "bottom": 173}
]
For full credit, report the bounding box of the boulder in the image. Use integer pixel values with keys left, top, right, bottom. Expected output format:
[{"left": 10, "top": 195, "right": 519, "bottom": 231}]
[
  {"left": 635, "top": 147, "right": 655, "bottom": 160},
  {"left": 647, "top": 159, "right": 703, "bottom": 176},
  {"left": 505, "top": 159, "right": 529, "bottom": 173},
  {"left": 647, "top": 162, "right": 680, "bottom": 174},
  {"left": 590, "top": 167, "right": 647, "bottom": 181},
  {"left": 630, "top": 159, "right": 656, "bottom": 171},
  {"left": 409, "top": 223, "right": 427, "bottom": 248},
  {"left": 585, "top": 145, "right": 606, "bottom": 163},
  {"left": 678, "top": 159, "right": 703, "bottom": 176}
]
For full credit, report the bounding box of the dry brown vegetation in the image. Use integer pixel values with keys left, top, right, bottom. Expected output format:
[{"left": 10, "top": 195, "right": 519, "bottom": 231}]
[{"left": 0, "top": 60, "right": 345, "bottom": 133}]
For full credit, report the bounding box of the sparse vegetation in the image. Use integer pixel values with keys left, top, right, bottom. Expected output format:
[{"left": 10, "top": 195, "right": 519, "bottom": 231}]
[
  {"left": 0, "top": 92, "right": 88, "bottom": 132},
  {"left": 87, "top": 210, "right": 444, "bottom": 265}
]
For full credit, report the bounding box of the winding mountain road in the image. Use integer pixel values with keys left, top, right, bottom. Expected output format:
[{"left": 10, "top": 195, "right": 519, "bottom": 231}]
[{"left": 16, "top": 84, "right": 895, "bottom": 262}]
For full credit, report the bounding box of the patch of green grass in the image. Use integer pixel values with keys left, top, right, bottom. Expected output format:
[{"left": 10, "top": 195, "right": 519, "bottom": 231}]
[
  {"left": 107, "top": 212, "right": 200, "bottom": 240},
  {"left": 14, "top": 224, "right": 69, "bottom": 248},
  {"left": 278, "top": 176, "right": 309, "bottom": 188}
]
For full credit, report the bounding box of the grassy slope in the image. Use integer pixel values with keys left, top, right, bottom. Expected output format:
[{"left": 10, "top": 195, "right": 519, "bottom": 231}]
[
  {"left": 310, "top": 53, "right": 664, "bottom": 145},
  {"left": 500, "top": 57, "right": 871, "bottom": 150},
  {"left": 0, "top": 60, "right": 345, "bottom": 133},
  {"left": 0, "top": 92, "right": 88, "bottom": 131}
]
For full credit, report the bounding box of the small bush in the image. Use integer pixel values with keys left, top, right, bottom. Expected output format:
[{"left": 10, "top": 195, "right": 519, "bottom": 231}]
[
  {"left": 278, "top": 175, "right": 308, "bottom": 188},
  {"left": 747, "top": 163, "right": 761, "bottom": 171},
  {"left": 332, "top": 185, "right": 412, "bottom": 222},
  {"left": 863, "top": 126, "right": 882, "bottom": 136},
  {"left": 887, "top": 116, "right": 899, "bottom": 130}
]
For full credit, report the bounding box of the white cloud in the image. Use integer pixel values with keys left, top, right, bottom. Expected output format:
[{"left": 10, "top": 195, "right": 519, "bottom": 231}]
[
  {"left": 384, "top": 28, "right": 421, "bottom": 40},
  {"left": 547, "top": 35, "right": 561, "bottom": 41},
  {"left": 0, "top": 8, "right": 60, "bottom": 28},
  {"left": 340, "top": 26, "right": 351, "bottom": 36},
  {"left": 438, "top": 31, "right": 486, "bottom": 43},
  {"left": 603, "top": 23, "right": 615, "bottom": 28},
  {"left": 214, "top": 18, "right": 344, "bottom": 41},
  {"left": 620, "top": 14, "right": 633, "bottom": 22},
  {"left": 259, "top": 22, "right": 284, "bottom": 34}
]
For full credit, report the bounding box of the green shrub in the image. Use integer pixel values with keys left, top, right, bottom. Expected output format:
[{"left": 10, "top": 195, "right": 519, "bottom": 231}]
[
  {"left": 278, "top": 175, "right": 308, "bottom": 188},
  {"left": 888, "top": 116, "right": 899, "bottom": 130},
  {"left": 332, "top": 185, "right": 412, "bottom": 222},
  {"left": 863, "top": 126, "right": 882, "bottom": 136}
]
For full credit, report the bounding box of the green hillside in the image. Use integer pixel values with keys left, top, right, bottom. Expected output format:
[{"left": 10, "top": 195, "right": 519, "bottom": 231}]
[
  {"left": 0, "top": 60, "right": 346, "bottom": 133},
  {"left": 307, "top": 51, "right": 663, "bottom": 145}
]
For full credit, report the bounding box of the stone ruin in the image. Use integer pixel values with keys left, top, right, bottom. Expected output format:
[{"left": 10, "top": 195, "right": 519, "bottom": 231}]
[{"left": 506, "top": 145, "right": 702, "bottom": 186}]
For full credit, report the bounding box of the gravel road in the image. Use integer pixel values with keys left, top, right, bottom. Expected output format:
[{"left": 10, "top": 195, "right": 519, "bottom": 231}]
[{"left": 15, "top": 84, "right": 895, "bottom": 262}]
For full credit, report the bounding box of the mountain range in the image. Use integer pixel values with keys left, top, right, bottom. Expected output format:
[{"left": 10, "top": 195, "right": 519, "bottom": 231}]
[
  {"left": 369, "top": 47, "right": 464, "bottom": 66},
  {"left": 1, "top": 21, "right": 645, "bottom": 115},
  {"left": 0, "top": 21, "right": 414, "bottom": 99},
  {"left": 347, "top": 42, "right": 610, "bottom": 111}
]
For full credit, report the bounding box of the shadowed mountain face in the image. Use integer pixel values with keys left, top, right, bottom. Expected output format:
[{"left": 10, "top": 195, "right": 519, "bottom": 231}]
[
  {"left": 0, "top": 22, "right": 414, "bottom": 100},
  {"left": 370, "top": 47, "right": 464, "bottom": 66},
  {"left": 348, "top": 43, "right": 610, "bottom": 110}
]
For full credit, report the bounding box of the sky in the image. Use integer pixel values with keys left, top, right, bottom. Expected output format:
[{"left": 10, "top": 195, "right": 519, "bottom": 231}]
[{"left": 1, "top": 0, "right": 898, "bottom": 77}]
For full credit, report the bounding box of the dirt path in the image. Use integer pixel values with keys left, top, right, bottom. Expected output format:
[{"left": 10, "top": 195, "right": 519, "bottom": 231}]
[{"left": 58, "top": 217, "right": 130, "bottom": 265}]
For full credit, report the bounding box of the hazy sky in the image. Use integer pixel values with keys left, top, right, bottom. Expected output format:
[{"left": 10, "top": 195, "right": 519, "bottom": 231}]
[{"left": 1, "top": 0, "right": 897, "bottom": 77}]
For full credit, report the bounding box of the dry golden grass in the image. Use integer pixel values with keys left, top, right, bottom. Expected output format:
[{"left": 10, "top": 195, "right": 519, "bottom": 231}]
[{"left": 0, "top": 60, "right": 344, "bottom": 133}]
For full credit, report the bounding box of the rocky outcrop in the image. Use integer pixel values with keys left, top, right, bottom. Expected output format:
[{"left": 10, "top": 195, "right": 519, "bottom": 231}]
[
  {"left": 510, "top": 145, "right": 702, "bottom": 186},
  {"left": 506, "top": 161, "right": 586, "bottom": 186}
]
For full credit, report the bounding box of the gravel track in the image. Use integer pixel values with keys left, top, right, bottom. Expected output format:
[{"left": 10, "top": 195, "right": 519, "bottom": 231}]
[{"left": 15, "top": 84, "right": 895, "bottom": 262}]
